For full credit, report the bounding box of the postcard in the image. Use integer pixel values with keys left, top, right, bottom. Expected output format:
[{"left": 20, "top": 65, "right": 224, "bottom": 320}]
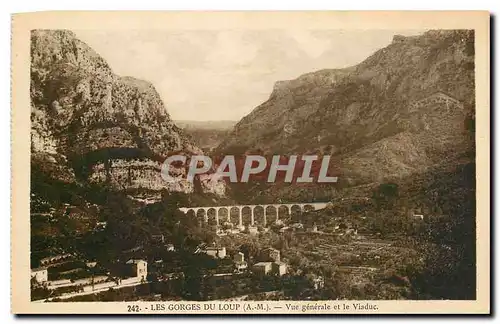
[{"left": 11, "top": 11, "right": 490, "bottom": 314}]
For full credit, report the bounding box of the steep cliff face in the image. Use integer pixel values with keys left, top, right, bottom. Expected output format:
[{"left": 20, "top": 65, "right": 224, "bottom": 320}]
[
  {"left": 218, "top": 30, "right": 475, "bottom": 185},
  {"left": 31, "top": 30, "right": 225, "bottom": 200}
]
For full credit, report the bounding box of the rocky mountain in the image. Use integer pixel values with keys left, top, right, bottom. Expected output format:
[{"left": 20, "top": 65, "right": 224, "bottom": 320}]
[
  {"left": 218, "top": 30, "right": 475, "bottom": 187},
  {"left": 30, "top": 30, "right": 226, "bottom": 203}
]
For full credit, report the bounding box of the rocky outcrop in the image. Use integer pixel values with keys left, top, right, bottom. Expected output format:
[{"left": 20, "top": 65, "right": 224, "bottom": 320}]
[
  {"left": 218, "top": 30, "right": 475, "bottom": 185},
  {"left": 31, "top": 30, "right": 225, "bottom": 200}
]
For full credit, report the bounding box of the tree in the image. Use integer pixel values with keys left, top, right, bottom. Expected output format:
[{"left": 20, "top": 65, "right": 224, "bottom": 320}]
[
  {"left": 240, "top": 242, "right": 259, "bottom": 262},
  {"left": 372, "top": 183, "right": 399, "bottom": 210}
]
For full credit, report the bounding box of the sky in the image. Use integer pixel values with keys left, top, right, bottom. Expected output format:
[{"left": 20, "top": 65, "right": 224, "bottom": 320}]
[{"left": 74, "top": 29, "right": 425, "bottom": 121}]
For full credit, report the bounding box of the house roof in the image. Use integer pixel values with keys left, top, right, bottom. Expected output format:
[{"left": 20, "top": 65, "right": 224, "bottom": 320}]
[
  {"left": 273, "top": 261, "right": 287, "bottom": 266},
  {"left": 40, "top": 253, "right": 72, "bottom": 261},
  {"left": 126, "top": 259, "right": 147, "bottom": 264},
  {"left": 205, "top": 246, "right": 225, "bottom": 251},
  {"left": 253, "top": 262, "right": 273, "bottom": 267},
  {"left": 31, "top": 267, "right": 47, "bottom": 272}
]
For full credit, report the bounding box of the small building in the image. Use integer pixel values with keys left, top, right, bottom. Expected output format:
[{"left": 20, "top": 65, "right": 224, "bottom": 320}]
[
  {"left": 272, "top": 262, "right": 287, "bottom": 276},
  {"left": 165, "top": 243, "right": 175, "bottom": 252},
  {"left": 125, "top": 259, "right": 148, "bottom": 280},
  {"left": 260, "top": 248, "right": 280, "bottom": 262},
  {"left": 234, "top": 252, "right": 247, "bottom": 271},
  {"left": 413, "top": 214, "right": 424, "bottom": 221},
  {"left": 39, "top": 253, "right": 72, "bottom": 267},
  {"left": 233, "top": 252, "right": 245, "bottom": 263},
  {"left": 252, "top": 262, "right": 273, "bottom": 275},
  {"left": 279, "top": 226, "right": 290, "bottom": 233},
  {"left": 31, "top": 267, "right": 48, "bottom": 283},
  {"left": 204, "top": 246, "right": 226, "bottom": 259}
]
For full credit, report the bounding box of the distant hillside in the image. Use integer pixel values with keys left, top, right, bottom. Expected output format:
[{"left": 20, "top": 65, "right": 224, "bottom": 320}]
[
  {"left": 176, "top": 120, "right": 236, "bottom": 130},
  {"left": 176, "top": 120, "right": 237, "bottom": 153}
]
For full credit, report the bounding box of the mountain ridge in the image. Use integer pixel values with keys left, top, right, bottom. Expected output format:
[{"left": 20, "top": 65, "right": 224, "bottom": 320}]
[
  {"left": 217, "top": 30, "right": 475, "bottom": 189},
  {"left": 30, "top": 29, "right": 226, "bottom": 202}
]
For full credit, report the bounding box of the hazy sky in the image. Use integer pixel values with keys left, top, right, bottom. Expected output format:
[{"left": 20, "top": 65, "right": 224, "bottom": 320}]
[{"left": 75, "top": 29, "right": 425, "bottom": 121}]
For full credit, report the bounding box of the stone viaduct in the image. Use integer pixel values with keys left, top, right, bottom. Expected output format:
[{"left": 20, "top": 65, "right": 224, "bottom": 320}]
[{"left": 178, "top": 202, "right": 329, "bottom": 228}]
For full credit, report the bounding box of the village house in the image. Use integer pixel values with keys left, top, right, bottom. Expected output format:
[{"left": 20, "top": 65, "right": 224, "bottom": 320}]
[
  {"left": 252, "top": 262, "right": 273, "bottom": 275},
  {"left": 165, "top": 243, "right": 175, "bottom": 252},
  {"left": 203, "top": 246, "right": 227, "bottom": 259},
  {"left": 31, "top": 267, "right": 48, "bottom": 283},
  {"left": 233, "top": 252, "right": 248, "bottom": 271},
  {"left": 272, "top": 261, "right": 287, "bottom": 276},
  {"left": 260, "top": 248, "right": 281, "bottom": 262},
  {"left": 252, "top": 261, "right": 287, "bottom": 276},
  {"left": 125, "top": 259, "right": 148, "bottom": 280},
  {"left": 234, "top": 252, "right": 245, "bottom": 263}
]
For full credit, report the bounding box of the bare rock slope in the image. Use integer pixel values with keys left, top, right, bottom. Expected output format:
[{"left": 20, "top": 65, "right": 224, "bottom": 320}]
[
  {"left": 30, "top": 30, "right": 225, "bottom": 200},
  {"left": 218, "top": 30, "right": 475, "bottom": 186}
]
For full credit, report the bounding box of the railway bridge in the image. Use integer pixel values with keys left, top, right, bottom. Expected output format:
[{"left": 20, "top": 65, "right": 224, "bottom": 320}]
[{"left": 178, "top": 202, "right": 329, "bottom": 228}]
